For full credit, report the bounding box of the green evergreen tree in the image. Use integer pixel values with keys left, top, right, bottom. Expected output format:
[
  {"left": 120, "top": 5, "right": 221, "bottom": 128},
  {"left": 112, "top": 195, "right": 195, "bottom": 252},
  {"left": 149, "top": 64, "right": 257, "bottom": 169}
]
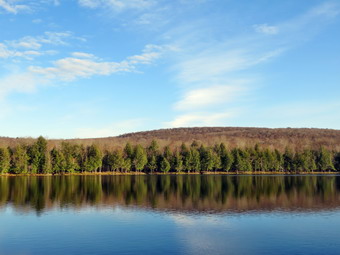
[
  {"left": 106, "top": 150, "right": 124, "bottom": 172},
  {"left": 163, "top": 146, "right": 172, "bottom": 161},
  {"left": 133, "top": 145, "right": 147, "bottom": 172},
  {"left": 252, "top": 144, "right": 262, "bottom": 172},
  {"left": 50, "top": 148, "right": 66, "bottom": 174},
  {"left": 122, "top": 158, "right": 132, "bottom": 173},
  {"left": 147, "top": 140, "right": 159, "bottom": 156},
  {"left": 27, "top": 144, "right": 39, "bottom": 174},
  {"left": 160, "top": 156, "right": 171, "bottom": 173},
  {"left": 334, "top": 152, "right": 340, "bottom": 171},
  {"left": 44, "top": 150, "right": 52, "bottom": 173},
  {"left": 11, "top": 145, "right": 29, "bottom": 174},
  {"left": 172, "top": 150, "right": 183, "bottom": 172},
  {"left": 84, "top": 145, "right": 102, "bottom": 172},
  {"left": 317, "top": 147, "right": 335, "bottom": 171},
  {"left": 274, "top": 149, "right": 284, "bottom": 171},
  {"left": 147, "top": 155, "right": 157, "bottom": 173},
  {"left": 0, "top": 147, "right": 10, "bottom": 173},
  {"left": 283, "top": 147, "right": 295, "bottom": 171},
  {"left": 124, "top": 142, "right": 134, "bottom": 160},
  {"left": 61, "top": 142, "right": 79, "bottom": 173},
  {"left": 27, "top": 136, "right": 48, "bottom": 174},
  {"left": 200, "top": 146, "right": 214, "bottom": 171},
  {"left": 180, "top": 143, "right": 191, "bottom": 172},
  {"left": 189, "top": 148, "right": 201, "bottom": 172},
  {"left": 232, "top": 149, "right": 252, "bottom": 172},
  {"left": 219, "top": 143, "right": 233, "bottom": 172},
  {"left": 212, "top": 150, "right": 222, "bottom": 171}
]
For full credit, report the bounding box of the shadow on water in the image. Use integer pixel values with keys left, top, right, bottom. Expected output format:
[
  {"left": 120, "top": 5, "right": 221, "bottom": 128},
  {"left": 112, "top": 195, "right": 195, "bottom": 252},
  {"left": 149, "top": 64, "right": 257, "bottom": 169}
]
[{"left": 0, "top": 175, "right": 340, "bottom": 214}]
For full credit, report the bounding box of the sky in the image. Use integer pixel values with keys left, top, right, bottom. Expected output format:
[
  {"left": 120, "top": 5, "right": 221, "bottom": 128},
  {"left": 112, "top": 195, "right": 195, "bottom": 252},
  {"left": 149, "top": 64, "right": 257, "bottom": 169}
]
[{"left": 0, "top": 0, "right": 339, "bottom": 138}]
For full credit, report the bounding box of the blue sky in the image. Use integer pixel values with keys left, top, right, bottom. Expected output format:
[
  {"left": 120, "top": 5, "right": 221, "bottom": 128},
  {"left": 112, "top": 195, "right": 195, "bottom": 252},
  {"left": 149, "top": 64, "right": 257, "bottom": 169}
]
[{"left": 0, "top": 0, "right": 339, "bottom": 138}]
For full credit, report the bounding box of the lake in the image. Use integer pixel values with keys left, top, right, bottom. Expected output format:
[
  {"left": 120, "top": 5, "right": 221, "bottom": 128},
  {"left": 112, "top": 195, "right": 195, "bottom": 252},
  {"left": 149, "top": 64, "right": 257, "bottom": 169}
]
[{"left": 0, "top": 175, "right": 340, "bottom": 255}]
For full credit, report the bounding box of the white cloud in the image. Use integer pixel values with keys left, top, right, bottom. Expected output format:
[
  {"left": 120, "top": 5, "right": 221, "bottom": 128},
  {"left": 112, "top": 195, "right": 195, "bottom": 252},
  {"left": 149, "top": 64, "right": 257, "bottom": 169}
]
[
  {"left": 0, "top": 44, "right": 167, "bottom": 100},
  {"left": 127, "top": 44, "right": 165, "bottom": 64},
  {"left": 29, "top": 57, "right": 131, "bottom": 81},
  {"left": 253, "top": 24, "right": 279, "bottom": 35},
  {"left": 71, "top": 52, "right": 97, "bottom": 59},
  {"left": 29, "top": 44, "right": 167, "bottom": 81},
  {"left": 0, "top": 43, "right": 44, "bottom": 59},
  {"left": 175, "top": 84, "right": 246, "bottom": 111},
  {"left": 8, "top": 31, "right": 73, "bottom": 50},
  {"left": 0, "top": 0, "right": 29, "bottom": 14},
  {"left": 0, "top": 31, "right": 83, "bottom": 61}
]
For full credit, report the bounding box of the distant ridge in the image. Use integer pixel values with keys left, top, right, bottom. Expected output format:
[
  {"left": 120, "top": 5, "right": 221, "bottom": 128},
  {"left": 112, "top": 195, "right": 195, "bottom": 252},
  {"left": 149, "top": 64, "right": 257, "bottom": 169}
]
[{"left": 1, "top": 127, "right": 340, "bottom": 151}]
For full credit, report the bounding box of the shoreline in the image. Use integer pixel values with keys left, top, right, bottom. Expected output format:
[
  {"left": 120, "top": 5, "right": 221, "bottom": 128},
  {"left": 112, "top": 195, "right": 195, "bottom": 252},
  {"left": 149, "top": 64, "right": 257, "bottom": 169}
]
[{"left": 0, "top": 171, "right": 339, "bottom": 177}]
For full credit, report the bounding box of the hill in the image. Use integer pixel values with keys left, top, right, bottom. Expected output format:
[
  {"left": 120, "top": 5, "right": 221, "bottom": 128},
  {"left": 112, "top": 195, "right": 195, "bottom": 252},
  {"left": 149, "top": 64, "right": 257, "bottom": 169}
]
[{"left": 1, "top": 127, "right": 340, "bottom": 152}]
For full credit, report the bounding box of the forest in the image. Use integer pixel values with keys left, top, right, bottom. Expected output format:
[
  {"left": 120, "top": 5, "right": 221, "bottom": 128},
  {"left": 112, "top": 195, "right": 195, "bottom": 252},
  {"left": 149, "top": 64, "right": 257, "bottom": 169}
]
[{"left": 0, "top": 136, "right": 339, "bottom": 174}]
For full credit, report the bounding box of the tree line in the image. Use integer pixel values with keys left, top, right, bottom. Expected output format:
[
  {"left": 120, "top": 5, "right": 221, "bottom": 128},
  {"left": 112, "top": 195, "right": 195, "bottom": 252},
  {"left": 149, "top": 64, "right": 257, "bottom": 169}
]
[{"left": 0, "top": 137, "right": 339, "bottom": 174}]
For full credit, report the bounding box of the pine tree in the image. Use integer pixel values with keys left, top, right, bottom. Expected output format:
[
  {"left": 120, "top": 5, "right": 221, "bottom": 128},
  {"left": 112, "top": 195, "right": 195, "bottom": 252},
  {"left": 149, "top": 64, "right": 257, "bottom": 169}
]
[
  {"left": 51, "top": 148, "right": 66, "bottom": 174},
  {"left": 212, "top": 150, "right": 222, "bottom": 171},
  {"left": 0, "top": 147, "right": 10, "bottom": 173},
  {"left": 147, "top": 155, "right": 157, "bottom": 173},
  {"left": 124, "top": 142, "right": 134, "bottom": 160},
  {"left": 61, "top": 142, "right": 79, "bottom": 173},
  {"left": 189, "top": 148, "right": 201, "bottom": 172},
  {"left": 317, "top": 147, "right": 335, "bottom": 171},
  {"left": 180, "top": 143, "right": 191, "bottom": 172},
  {"left": 160, "top": 156, "right": 171, "bottom": 173},
  {"left": 11, "top": 145, "right": 29, "bottom": 174},
  {"left": 133, "top": 145, "right": 147, "bottom": 172},
  {"left": 220, "top": 143, "right": 233, "bottom": 172},
  {"left": 84, "top": 145, "right": 102, "bottom": 172},
  {"left": 283, "top": 147, "right": 295, "bottom": 172},
  {"left": 106, "top": 150, "right": 124, "bottom": 172},
  {"left": 163, "top": 146, "right": 172, "bottom": 161},
  {"left": 200, "top": 146, "right": 214, "bottom": 171},
  {"left": 172, "top": 151, "right": 183, "bottom": 172},
  {"left": 147, "top": 140, "right": 159, "bottom": 156}
]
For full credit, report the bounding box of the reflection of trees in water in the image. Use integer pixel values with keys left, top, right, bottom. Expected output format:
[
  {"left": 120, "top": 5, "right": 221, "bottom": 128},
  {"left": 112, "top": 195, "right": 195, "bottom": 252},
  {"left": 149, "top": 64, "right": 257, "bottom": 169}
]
[{"left": 0, "top": 175, "right": 340, "bottom": 213}]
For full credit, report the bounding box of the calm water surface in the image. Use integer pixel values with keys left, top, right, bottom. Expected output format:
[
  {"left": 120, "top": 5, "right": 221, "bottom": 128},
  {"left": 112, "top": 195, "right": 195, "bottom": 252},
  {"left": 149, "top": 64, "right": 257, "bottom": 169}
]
[{"left": 1, "top": 175, "right": 340, "bottom": 255}]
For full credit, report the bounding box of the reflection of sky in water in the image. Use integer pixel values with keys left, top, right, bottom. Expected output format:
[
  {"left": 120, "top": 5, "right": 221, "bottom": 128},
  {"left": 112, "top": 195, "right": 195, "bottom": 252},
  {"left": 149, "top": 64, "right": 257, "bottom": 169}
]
[{"left": 1, "top": 206, "right": 340, "bottom": 255}]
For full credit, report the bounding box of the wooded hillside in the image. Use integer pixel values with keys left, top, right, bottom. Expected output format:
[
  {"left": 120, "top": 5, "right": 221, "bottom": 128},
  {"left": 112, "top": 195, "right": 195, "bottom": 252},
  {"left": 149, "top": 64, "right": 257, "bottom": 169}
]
[{"left": 1, "top": 127, "right": 340, "bottom": 152}]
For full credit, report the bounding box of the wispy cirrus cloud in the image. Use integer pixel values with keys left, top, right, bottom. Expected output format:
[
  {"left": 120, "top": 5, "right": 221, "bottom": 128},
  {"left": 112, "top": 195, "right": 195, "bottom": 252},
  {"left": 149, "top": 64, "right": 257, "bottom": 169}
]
[
  {"left": 164, "top": 2, "right": 340, "bottom": 128},
  {"left": 0, "top": 31, "right": 81, "bottom": 60},
  {"left": 7, "top": 31, "right": 74, "bottom": 50},
  {"left": 253, "top": 24, "right": 279, "bottom": 35},
  {"left": 78, "top": 0, "right": 155, "bottom": 11},
  {"left": 0, "top": 0, "right": 61, "bottom": 14},
  {"left": 0, "top": 43, "right": 43, "bottom": 59},
  {"left": 175, "top": 49, "right": 283, "bottom": 85}
]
